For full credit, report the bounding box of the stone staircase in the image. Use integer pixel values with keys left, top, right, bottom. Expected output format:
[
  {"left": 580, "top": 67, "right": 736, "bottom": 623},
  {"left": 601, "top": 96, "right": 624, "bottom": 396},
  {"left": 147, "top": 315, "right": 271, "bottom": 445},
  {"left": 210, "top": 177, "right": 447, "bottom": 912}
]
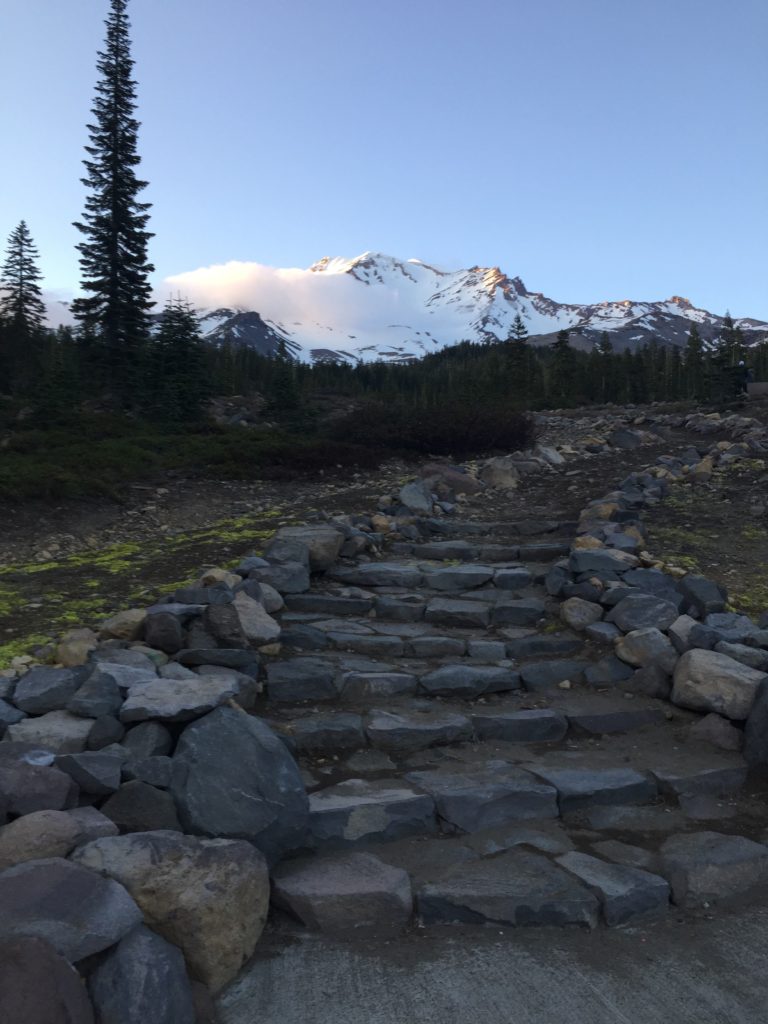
[{"left": 258, "top": 512, "right": 768, "bottom": 937}]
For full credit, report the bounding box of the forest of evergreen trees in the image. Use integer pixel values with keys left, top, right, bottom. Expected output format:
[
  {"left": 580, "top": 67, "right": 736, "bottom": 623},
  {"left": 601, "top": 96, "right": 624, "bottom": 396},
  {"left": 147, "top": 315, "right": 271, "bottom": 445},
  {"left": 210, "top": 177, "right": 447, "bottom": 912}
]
[{"left": 1, "top": 0, "right": 766, "bottom": 499}]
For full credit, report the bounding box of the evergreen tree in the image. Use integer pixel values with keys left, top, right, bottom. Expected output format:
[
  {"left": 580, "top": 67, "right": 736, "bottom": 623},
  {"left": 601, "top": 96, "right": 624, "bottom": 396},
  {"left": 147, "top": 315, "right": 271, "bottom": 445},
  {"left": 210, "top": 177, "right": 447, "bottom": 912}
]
[
  {"left": 71, "top": 0, "right": 154, "bottom": 402},
  {"left": 683, "top": 323, "right": 705, "bottom": 399},
  {"left": 548, "top": 329, "right": 576, "bottom": 405},
  {"left": 0, "top": 221, "right": 46, "bottom": 333},
  {"left": 509, "top": 313, "right": 528, "bottom": 343},
  {"left": 149, "top": 298, "right": 209, "bottom": 421}
]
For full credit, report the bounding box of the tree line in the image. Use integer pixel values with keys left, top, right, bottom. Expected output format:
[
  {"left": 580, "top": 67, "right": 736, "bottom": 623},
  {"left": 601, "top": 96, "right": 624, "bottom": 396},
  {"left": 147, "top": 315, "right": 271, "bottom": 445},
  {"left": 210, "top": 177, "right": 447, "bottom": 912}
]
[{"left": 1, "top": 0, "right": 765, "bottom": 428}]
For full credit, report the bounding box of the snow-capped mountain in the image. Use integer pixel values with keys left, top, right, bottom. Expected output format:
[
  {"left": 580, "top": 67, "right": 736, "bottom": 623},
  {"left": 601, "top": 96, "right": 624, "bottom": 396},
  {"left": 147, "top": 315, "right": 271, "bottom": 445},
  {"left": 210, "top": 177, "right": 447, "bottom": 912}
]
[{"left": 179, "top": 253, "right": 767, "bottom": 363}]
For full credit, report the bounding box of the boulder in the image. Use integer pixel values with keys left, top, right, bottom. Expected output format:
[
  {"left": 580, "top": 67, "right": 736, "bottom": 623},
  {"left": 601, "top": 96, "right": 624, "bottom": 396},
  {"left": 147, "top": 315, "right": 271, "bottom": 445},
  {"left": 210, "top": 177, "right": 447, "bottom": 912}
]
[
  {"left": 99, "top": 609, "right": 147, "bottom": 641},
  {"left": 88, "top": 925, "right": 195, "bottom": 1024},
  {"left": 143, "top": 613, "right": 185, "bottom": 655},
  {"left": 72, "top": 830, "right": 270, "bottom": 993},
  {"left": 12, "top": 668, "right": 82, "bottom": 715},
  {"left": 101, "top": 781, "right": 182, "bottom": 833},
  {"left": 54, "top": 751, "right": 123, "bottom": 795},
  {"left": 309, "top": 779, "right": 436, "bottom": 847},
  {"left": 478, "top": 456, "right": 520, "bottom": 489},
  {"left": 606, "top": 593, "right": 680, "bottom": 632},
  {"left": 0, "top": 936, "right": 95, "bottom": 1024},
  {"left": 671, "top": 649, "right": 766, "bottom": 720},
  {"left": 399, "top": 479, "right": 434, "bottom": 514},
  {"left": 0, "top": 857, "right": 142, "bottom": 961},
  {"left": 560, "top": 597, "right": 603, "bottom": 631},
  {"left": 556, "top": 851, "right": 669, "bottom": 926},
  {"left": 86, "top": 714, "right": 125, "bottom": 750},
  {"left": 272, "top": 852, "right": 412, "bottom": 938},
  {"left": 232, "top": 592, "right": 281, "bottom": 645},
  {"left": 689, "top": 713, "right": 743, "bottom": 752},
  {"left": 170, "top": 707, "right": 309, "bottom": 863},
  {"left": 659, "top": 831, "right": 768, "bottom": 905},
  {"left": 119, "top": 675, "right": 242, "bottom": 723},
  {"left": 0, "top": 753, "right": 76, "bottom": 816},
  {"left": 122, "top": 721, "right": 173, "bottom": 759},
  {"left": 744, "top": 678, "right": 768, "bottom": 765},
  {"left": 679, "top": 575, "right": 728, "bottom": 617},
  {"left": 615, "top": 627, "right": 677, "bottom": 671},
  {"left": 0, "top": 810, "right": 87, "bottom": 871},
  {"left": 0, "top": 697, "right": 26, "bottom": 735},
  {"left": 365, "top": 709, "right": 472, "bottom": 752},
  {"left": 7, "top": 711, "right": 94, "bottom": 754}
]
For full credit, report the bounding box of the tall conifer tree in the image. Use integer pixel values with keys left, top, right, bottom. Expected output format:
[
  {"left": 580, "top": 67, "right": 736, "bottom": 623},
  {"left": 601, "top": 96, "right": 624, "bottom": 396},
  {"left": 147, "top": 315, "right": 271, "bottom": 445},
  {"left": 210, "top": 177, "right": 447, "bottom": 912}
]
[
  {"left": 0, "top": 220, "right": 46, "bottom": 333},
  {"left": 72, "top": 0, "right": 154, "bottom": 400}
]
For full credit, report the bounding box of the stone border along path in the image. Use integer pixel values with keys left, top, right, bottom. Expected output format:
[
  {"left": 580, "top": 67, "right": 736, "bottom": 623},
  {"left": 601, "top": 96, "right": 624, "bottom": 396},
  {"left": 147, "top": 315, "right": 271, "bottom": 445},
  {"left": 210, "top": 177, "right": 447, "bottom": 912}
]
[{"left": 2, "top": 407, "right": 768, "bottom": 1019}]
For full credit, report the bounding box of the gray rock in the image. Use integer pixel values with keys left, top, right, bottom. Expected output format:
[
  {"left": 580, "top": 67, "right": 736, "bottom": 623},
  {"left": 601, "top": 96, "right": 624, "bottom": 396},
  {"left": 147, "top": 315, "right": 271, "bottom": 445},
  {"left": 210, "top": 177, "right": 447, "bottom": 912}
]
[
  {"left": 288, "top": 713, "right": 365, "bottom": 754},
  {"left": 521, "top": 659, "right": 587, "bottom": 691},
  {"left": 409, "top": 636, "right": 466, "bottom": 657},
  {"left": 417, "top": 849, "right": 599, "bottom": 927},
  {"left": 122, "top": 721, "right": 173, "bottom": 759},
  {"left": 309, "top": 779, "right": 436, "bottom": 847},
  {"left": 327, "top": 632, "right": 405, "bottom": 657},
  {"left": 467, "top": 639, "right": 508, "bottom": 661},
  {"left": 472, "top": 709, "right": 568, "bottom": 743},
  {"left": 585, "top": 621, "right": 622, "bottom": 644},
  {"left": 0, "top": 857, "right": 141, "bottom": 961},
  {"left": 591, "top": 839, "right": 659, "bottom": 872},
  {"left": 659, "top": 831, "right": 768, "bottom": 905},
  {"left": 419, "top": 664, "right": 521, "bottom": 698},
  {"left": 406, "top": 765, "right": 558, "bottom": 832},
  {"left": 101, "top": 781, "right": 181, "bottom": 833},
  {"left": 557, "top": 851, "right": 669, "bottom": 925},
  {"left": 88, "top": 924, "right": 195, "bottom": 1024},
  {"left": 341, "top": 671, "right": 418, "bottom": 699},
  {"left": 264, "top": 537, "right": 311, "bottom": 568},
  {"left": 331, "top": 563, "right": 424, "bottom": 588},
  {"left": 176, "top": 648, "right": 261, "bottom": 673},
  {"left": 273, "top": 525, "right": 345, "bottom": 571},
  {"left": 0, "top": 697, "right": 26, "bottom": 735},
  {"left": 505, "top": 634, "right": 583, "bottom": 658},
  {"left": 372, "top": 595, "right": 426, "bottom": 621},
  {"left": 560, "top": 597, "right": 603, "bottom": 631},
  {"left": 86, "top": 714, "right": 125, "bottom": 750},
  {"left": 672, "top": 649, "right": 766, "bottom": 720},
  {"left": 622, "top": 664, "right": 672, "bottom": 699},
  {"left": 251, "top": 561, "right": 311, "bottom": 594},
  {"left": 609, "top": 428, "right": 643, "bottom": 449},
  {"left": 72, "top": 830, "right": 269, "bottom": 993},
  {"left": 143, "top": 613, "right": 185, "bottom": 655},
  {"left": 569, "top": 549, "right": 638, "bottom": 575},
  {"left": 287, "top": 594, "right": 373, "bottom": 616},
  {"left": 615, "top": 627, "right": 678, "bottom": 671},
  {"left": 679, "top": 575, "right": 728, "bottom": 617},
  {"left": 704, "top": 612, "right": 760, "bottom": 644},
  {"left": 425, "top": 598, "right": 491, "bottom": 629},
  {"left": 714, "top": 641, "right": 768, "bottom": 671},
  {"left": 266, "top": 658, "right": 340, "bottom": 702},
  {"left": 531, "top": 766, "right": 657, "bottom": 814},
  {"left": 0, "top": 809, "right": 92, "bottom": 871},
  {"left": 606, "top": 593, "right": 680, "bottom": 632},
  {"left": 7, "top": 711, "right": 94, "bottom": 754},
  {"left": 689, "top": 713, "right": 744, "bottom": 751},
  {"left": 171, "top": 707, "right": 309, "bottom": 863},
  {"left": 567, "top": 707, "right": 663, "bottom": 735},
  {"left": 0, "top": 757, "right": 75, "bottom": 816},
  {"left": 491, "top": 597, "right": 546, "bottom": 627},
  {"left": 412, "top": 540, "right": 478, "bottom": 561},
  {"left": 65, "top": 806, "right": 120, "bottom": 842},
  {"left": 272, "top": 852, "right": 413, "bottom": 938},
  {"left": 0, "top": 935, "right": 96, "bottom": 1024},
  {"left": 365, "top": 709, "right": 472, "bottom": 751},
  {"left": 494, "top": 568, "right": 534, "bottom": 591},
  {"left": 12, "top": 668, "right": 82, "bottom": 715},
  {"left": 651, "top": 765, "right": 747, "bottom": 798},
  {"left": 232, "top": 592, "right": 281, "bottom": 646},
  {"left": 744, "top": 678, "right": 768, "bottom": 765},
  {"left": 175, "top": 584, "right": 234, "bottom": 606},
  {"left": 122, "top": 755, "right": 173, "bottom": 788},
  {"left": 54, "top": 751, "right": 122, "bottom": 795},
  {"left": 399, "top": 479, "right": 434, "bottom": 514},
  {"left": 202, "top": 604, "right": 247, "bottom": 648},
  {"left": 67, "top": 669, "right": 124, "bottom": 718},
  {"left": 423, "top": 565, "right": 494, "bottom": 591},
  {"left": 668, "top": 614, "right": 701, "bottom": 653},
  {"left": 119, "top": 674, "right": 241, "bottom": 723},
  {"left": 584, "top": 654, "right": 635, "bottom": 686}
]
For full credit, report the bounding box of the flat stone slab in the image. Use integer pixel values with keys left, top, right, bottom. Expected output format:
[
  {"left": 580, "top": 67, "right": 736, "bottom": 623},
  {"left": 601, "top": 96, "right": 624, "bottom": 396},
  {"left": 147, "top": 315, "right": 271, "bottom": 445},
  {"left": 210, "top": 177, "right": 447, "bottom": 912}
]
[
  {"left": 556, "top": 851, "right": 669, "bottom": 926},
  {"left": 530, "top": 766, "right": 657, "bottom": 814},
  {"left": 471, "top": 709, "right": 568, "bottom": 743},
  {"left": 567, "top": 708, "right": 664, "bottom": 735},
  {"left": 284, "top": 713, "right": 365, "bottom": 754},
  {"left": 409, "top": 636, "right": 467, "bottom": 658},
  {"left": 491, "top": 598, "right": 546, "bottom": 627},
  {"left": 405, "top": 765, "right": 559, "bottom": 832},
  {"left": 419, "top": 665, "right": 521, "bottom": 699},
  {"left": 423, "top": 566, "right": 495, "bottom": 591},
  {"left": 412, "top": 542, "right": 478, "bottom": 561},
  {"left": 309, "top": 779, "right": 437, "bottom": 846},
  {"left": 272, "top": 852, "right": 413, "bottom": 938},
  {"left": 365, "top": 709, "right": 472, "bottom": 752},
  {"left": 286, "top": 594, "right": 374, "bottom": 616},
  {"left": 327, "top": 634, "right": 406, "bottom": 657},
  {"left": 7, "top": 711, "right": 94, "bottom": 754},
  {"left": 330, "top": 564, "right": 424, "bottom": 588},
  {"left": 417, "top": 849, "right": 599, "bottom": 928},
  {"left": 651, "top": 764, "right": 747, "bottom": 797},
  {"left": 660, "top": 831, "right": 768, "bottom": 905},
  {"left": 266, "top": 659, "right": 341, "bottom": 702},
  {"left": 584, "top": 804, "right": 689, "bottom": 833},
  {"left": 341, "top": 671, "right": 418, "bottom": 700},
  {"left": 425, "top": 599, "right": 491, "bottom": 630},
  {"left": 119, "top": 675, "right": 242, "bottom": 723}
]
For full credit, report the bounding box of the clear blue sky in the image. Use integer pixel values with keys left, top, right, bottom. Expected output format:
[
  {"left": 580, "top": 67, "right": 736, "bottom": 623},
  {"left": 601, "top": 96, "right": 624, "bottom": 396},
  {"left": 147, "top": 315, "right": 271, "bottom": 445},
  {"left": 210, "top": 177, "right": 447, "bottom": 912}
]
[{"left": 2, "top": 0, "right": 766, "bottom": 317}]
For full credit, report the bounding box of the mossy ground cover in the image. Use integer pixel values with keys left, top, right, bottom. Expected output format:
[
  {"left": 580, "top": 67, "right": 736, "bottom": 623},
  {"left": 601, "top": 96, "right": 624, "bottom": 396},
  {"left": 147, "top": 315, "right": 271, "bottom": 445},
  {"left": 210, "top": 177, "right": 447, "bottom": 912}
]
[
  {"left": 0, "top": 507, "right": 293, "bottom": 667},
  {"left": 646, "top": 460, "right": 768, "bottom": 617}
]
